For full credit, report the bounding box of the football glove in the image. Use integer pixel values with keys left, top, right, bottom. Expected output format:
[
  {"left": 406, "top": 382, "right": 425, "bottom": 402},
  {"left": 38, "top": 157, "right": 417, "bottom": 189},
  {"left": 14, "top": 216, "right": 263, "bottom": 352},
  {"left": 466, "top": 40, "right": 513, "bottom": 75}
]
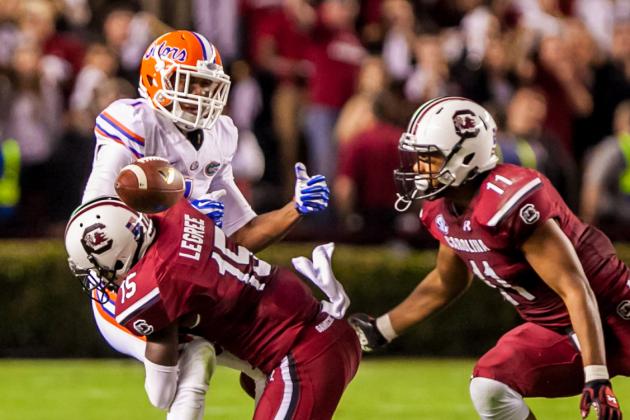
[
  {"left": 191, "top": 189, "right": 226, "bottom": 228},
  {"left": 294, "top": 162, "right": 330, "bottom": 215},
  {"left": 580, "top": 380, "right": 622, "bottom": 420},
  {"left": 347, "top": 313, "right": 388, "bottom": 352}
]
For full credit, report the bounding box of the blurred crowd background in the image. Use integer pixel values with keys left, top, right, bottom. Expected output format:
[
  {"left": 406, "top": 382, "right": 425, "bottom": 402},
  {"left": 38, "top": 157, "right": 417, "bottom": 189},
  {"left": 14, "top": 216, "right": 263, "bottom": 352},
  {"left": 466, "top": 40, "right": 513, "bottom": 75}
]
[{"left": 0, "top": 0, "right": 628, "bottom": 247}]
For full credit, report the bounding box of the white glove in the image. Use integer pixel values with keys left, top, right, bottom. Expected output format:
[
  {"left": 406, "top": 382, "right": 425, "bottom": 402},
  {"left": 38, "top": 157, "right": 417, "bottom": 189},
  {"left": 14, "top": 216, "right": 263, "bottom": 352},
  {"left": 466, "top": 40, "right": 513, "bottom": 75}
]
[{"left": 291, "top": 242, "right": 350, "bottom": 319}]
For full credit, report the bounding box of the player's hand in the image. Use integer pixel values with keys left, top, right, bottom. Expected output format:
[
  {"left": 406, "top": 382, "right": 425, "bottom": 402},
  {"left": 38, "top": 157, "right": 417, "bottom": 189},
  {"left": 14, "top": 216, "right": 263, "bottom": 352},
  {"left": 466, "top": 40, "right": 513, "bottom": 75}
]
[
  {"left": 191, "top": 189, "right": 226, "bottom": 228},
  {"left": 294, "top": 162, "right": 330, "bottom": 215},
  {"left": 347, "top": 313, "right": 388, "bottom": 352},
  {"left": 580, "top": 380, "right": 622, "bottom": 420}
]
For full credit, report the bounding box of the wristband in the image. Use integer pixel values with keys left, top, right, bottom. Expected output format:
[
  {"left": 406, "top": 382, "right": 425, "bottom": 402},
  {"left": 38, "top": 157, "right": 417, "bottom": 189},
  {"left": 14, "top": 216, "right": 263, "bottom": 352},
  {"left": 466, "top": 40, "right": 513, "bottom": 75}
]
[
  {"left": 584, "top": 365, "right": 609, "bottom": 382},
  {"left": 375, "top": 314, "right": 398, "bottom": 342}
]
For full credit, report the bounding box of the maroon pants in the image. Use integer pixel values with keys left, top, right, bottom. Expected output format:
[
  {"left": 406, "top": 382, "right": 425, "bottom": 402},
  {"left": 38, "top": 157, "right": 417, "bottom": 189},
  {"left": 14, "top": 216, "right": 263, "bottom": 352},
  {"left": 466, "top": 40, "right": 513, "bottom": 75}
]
[
  {"left": 254, "top": 315, "right": 361, "bottom": 420},
  {"left": 473, "top": 309, "right": 630, "bottom": 397}
]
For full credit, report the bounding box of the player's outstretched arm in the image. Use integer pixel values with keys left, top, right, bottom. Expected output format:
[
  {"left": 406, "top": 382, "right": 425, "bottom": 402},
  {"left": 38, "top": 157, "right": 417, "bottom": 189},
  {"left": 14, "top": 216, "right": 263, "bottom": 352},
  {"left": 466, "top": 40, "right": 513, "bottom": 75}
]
[
  {"left": 349, "top": 244, "right": 472, "bottom": 352},
  {"left": 229, "top": 163, "right": 330, "bottom": 252},
  {"left": 522, "top": 219, "right": 621, "bottom": 420},
  {"left": 387, "top": 244, "right": 473, "bottom": 334}
]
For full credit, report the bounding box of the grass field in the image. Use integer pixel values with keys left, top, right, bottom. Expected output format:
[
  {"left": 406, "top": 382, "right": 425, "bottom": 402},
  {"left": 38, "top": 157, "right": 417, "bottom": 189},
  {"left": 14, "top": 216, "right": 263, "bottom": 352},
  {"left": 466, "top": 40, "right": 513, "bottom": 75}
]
[{"left": 1, "top": 358, "right": 627, "bottom": 419}]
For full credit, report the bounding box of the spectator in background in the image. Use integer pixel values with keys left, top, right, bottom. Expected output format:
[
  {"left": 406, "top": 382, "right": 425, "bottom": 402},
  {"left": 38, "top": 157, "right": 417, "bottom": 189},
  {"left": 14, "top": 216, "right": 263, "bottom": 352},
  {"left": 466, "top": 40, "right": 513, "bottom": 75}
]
[
  {"left": 18, "top": 0, "right": 85, "bottom": 86},
  {"left": 581, "top": 100, "right": 630, "bottom": 234},
  {"left": 69, "top": 43, "right": 118, "bottom": 132},
  {"left": 588, "top": 18, "right": 630, "bottom": 153},
  {"left": 335, "top": 55, "right": 388, "bottom": 146},
  {"left": 564, "top": 18, "right": 604, "bottom": 161},
  {"left": 191, "top": 0, "right": 239, "bottom": 65},
  {"left": 2, "top": 39, "right": 63, "bottom": 235},
  {"left": 534, "top": 31, "right": 593, "bottom": 153},
  {"left": 49, "top": 77, "right": 136, "bottom": 229},
  {"left": 55, "top": 0, "right": 92, "bottom": 31},
  {"left": 300, "top": 0, "right": 365, "bottom": 182},
  {"left": 226, "top": 60, "right": 265, "bottom": 202},
  {"left": 101, "top": 2, "right": 167, "bottom": 83},
  {"left": 497, "top": 86, "right": 578, "bottom": 209},
  {"left": 452, "top": 35, "right": 515, "bottom": 109},
  {"left": 334, "top": 89, "right": 414, "bottom": 242},
  {"left": 404, "top": 33, "right": 451, "bottom": 103},
  {"left": 380, "top": 0, "right": 415, "bottom": 82},
  {"left": 0, "top": 0, "right": 21, "bottom": 66},
  {"left": 457, "top": 0, "right": 497, "bottom": 69},
  {"left": 0, "top": 138, "right": 20, "bottom": 224},
  {"left": 253, "top": 0, "right": 312, "bottom": 199}
]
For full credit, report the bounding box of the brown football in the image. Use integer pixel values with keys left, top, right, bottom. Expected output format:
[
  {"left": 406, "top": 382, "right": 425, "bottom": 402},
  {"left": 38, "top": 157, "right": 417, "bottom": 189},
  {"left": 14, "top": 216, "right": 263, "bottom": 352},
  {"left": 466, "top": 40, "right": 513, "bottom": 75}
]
[{"left": 115, "top": 157, "right": 185, "bottom": 213}]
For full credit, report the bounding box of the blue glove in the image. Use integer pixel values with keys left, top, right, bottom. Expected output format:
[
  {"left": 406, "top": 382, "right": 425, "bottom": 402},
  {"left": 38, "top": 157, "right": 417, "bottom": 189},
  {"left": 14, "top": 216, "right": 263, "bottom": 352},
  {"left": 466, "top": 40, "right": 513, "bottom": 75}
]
[
  {"left": 190, "top": 189, "right": 226, "bottom": 228},
  {"left": 294, "top": 162, "right": 330, "bottom": 215}
]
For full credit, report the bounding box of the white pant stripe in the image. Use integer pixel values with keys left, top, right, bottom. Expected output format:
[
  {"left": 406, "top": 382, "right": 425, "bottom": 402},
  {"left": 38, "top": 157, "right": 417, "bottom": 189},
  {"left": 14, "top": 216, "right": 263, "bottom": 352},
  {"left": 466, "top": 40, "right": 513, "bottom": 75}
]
[{"left": 274, "top": 355, "right": 296, "bottom": 420}]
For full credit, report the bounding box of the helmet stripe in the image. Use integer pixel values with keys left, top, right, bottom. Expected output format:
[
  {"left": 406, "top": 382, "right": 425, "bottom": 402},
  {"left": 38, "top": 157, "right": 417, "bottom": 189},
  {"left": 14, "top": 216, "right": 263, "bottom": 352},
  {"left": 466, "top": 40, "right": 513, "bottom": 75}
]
[
  {"left": 406, "top": 97, "right": 443, "bottom": 132},
  {"left": 191, "top": 31, "right": 209, "bottom": 61},
  {"left": 66, "top": 199, "right": 138, "bottom": 236},
  {"left": 408, "top": 96, "right": 473, "bottom": 135}
]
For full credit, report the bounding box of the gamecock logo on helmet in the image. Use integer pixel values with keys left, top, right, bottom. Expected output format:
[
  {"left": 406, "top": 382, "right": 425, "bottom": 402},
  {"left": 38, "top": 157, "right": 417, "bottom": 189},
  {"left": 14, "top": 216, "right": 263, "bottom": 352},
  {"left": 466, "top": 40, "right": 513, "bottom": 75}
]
[
  {"left": 452, "top": 110, "right": 480, "bottom": 139},
  {"left": 81, "top": 223, "right": 113, "bottom": 254},
  {"left": 133, "top": 319, "right": 154, "bottom": 335}
]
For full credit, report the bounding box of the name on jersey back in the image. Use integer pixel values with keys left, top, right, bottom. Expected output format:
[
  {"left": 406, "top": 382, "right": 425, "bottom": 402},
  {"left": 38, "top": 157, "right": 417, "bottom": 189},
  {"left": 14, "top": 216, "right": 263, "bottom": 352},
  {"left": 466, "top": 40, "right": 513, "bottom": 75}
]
[{"left": 180, "top": 214, "right": 206, "bottom": 261}]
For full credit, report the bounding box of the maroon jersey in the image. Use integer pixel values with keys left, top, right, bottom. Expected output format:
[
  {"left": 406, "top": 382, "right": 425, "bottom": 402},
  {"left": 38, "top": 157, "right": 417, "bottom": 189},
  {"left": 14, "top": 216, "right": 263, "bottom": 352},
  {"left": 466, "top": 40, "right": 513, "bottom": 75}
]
[
  {"left": 114, "top": 200, "right": 320, "bottom": 373},
  {"left": 421, "top": 164, "right": 630, "bottom": 329}
]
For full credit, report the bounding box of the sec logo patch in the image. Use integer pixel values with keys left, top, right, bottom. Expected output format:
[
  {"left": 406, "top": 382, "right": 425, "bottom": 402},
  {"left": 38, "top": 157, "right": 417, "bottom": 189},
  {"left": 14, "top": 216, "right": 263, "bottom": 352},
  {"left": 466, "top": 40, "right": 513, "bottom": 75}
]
[
  {"left": 519, "top": 203, "right": 540, "bottom": 224},
  {"left": 436, "top": 214, "right": 449, "bottom": 234}
]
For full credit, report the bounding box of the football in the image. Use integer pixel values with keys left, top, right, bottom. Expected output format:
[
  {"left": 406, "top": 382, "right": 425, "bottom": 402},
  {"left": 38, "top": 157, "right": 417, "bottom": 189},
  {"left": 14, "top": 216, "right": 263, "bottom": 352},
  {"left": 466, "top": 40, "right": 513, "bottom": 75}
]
[{"left": 115, "top": 157, "right": 185, "bottom": 213}]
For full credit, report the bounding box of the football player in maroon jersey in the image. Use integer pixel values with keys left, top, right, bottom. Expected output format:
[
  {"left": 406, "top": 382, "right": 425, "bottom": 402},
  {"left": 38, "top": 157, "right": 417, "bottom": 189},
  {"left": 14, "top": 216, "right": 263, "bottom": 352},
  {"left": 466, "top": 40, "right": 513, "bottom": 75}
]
[
  {"left": 349, "top": 97, "right": 627, "bottom": 420},
  {"left": 65, "top": 197, "right": 360, "bottom": 420}
]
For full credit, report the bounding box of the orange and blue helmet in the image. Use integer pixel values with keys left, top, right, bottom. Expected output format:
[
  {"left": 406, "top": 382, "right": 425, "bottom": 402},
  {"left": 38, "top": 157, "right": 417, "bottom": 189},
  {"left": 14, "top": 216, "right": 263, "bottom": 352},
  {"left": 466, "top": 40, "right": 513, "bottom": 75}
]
[{"left": 139, "top": 30, "right": 231, "bottom": 131}]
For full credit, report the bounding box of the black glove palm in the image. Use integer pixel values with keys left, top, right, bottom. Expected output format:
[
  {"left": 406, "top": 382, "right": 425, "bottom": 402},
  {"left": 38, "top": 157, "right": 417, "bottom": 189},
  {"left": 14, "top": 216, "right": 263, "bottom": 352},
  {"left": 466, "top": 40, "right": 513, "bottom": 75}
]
[
  {"left": 347, "top": 313, "right": 388, "bottom": 352},
  {"left": 580, "top": 380, "right": 622, "bottom": 420}
]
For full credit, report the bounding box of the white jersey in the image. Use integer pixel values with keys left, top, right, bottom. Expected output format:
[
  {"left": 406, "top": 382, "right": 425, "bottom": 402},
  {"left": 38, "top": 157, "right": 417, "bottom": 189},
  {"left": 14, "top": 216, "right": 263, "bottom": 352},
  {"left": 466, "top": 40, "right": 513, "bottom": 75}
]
[{"left": 83, "top": 98, "right": 256, "bottom": 236}]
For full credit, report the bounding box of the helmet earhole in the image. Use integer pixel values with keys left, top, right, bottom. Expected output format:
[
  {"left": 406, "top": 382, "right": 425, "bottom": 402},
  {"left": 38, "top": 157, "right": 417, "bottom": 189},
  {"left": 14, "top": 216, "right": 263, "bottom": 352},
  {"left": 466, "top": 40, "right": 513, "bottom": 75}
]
[
  {"left": 462, "top": 153, "right": 475, "bottom": 165},
  {"left": 114, "top": 260, "right": 124, "bottom": 270}
]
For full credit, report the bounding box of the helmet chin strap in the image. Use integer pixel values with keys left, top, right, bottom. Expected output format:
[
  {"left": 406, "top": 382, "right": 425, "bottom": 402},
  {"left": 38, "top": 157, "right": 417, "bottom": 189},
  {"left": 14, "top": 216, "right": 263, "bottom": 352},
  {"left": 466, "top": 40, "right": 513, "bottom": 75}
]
[{"left": 395, "top": 190, "right": 417, "bottom": 212}]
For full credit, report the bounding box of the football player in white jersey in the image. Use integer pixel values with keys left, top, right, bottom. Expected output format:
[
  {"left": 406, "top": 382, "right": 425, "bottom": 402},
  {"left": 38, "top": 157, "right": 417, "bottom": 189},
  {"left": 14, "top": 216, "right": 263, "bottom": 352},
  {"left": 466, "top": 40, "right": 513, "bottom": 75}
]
[{"left": 80, "top": 30, "right": 331, "bottom": 419}]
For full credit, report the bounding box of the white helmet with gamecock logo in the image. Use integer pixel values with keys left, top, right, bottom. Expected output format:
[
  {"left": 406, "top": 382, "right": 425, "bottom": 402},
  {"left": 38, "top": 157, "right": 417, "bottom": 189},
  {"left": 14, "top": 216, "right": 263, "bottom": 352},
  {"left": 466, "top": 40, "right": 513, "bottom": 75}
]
[
  {"left": 393, "top": 96, "right": 498, "bottom": 210},
  {"left": 64, "top": 197, "right": 155, "bottom": 303}
]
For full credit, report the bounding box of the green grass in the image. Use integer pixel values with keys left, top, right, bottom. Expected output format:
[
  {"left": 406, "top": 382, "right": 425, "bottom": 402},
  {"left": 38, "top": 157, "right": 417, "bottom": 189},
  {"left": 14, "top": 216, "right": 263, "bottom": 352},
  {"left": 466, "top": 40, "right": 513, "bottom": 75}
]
[{"left": 0, "top": 358, "right": 627, "bottom": 419}]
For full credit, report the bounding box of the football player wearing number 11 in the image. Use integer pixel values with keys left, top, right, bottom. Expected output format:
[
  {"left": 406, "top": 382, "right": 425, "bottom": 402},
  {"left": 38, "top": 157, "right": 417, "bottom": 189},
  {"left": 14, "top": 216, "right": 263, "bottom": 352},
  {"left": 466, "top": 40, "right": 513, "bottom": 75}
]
[{"left": 349, "top": 97, "right": 629, "bottom": 420}]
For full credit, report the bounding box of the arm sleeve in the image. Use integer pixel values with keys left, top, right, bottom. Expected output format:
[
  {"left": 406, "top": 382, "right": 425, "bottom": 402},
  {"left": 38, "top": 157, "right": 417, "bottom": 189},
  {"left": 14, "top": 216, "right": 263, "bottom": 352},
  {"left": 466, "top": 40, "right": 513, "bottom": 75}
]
[
  {"left": 82, "top": 141, "right": 134, "bottom": 203},
  {"left": 144, "top": 358, "right": 178, "bottom": 410},
  {"left": 211, "top": 163, "right": 257, "bottom": 237}
]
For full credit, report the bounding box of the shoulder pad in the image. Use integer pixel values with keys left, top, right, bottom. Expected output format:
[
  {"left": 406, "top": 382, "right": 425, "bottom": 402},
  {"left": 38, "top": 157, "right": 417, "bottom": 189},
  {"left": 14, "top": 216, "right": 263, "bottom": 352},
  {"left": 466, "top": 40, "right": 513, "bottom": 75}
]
[
  {"left": 114, "top": 272, "right": 170, "bottom": 336},
  {"left": 95, "top": 99, "right": 148, "bottom": 159},
  {"left": 210, "top": 115, "right": 238, "bottom": 159},
  {"left": 473, "top": 164, "right": 543, "bottom": 227},
  {"left": 419, "top": 199, "right": 444, "bottom": 227}
]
